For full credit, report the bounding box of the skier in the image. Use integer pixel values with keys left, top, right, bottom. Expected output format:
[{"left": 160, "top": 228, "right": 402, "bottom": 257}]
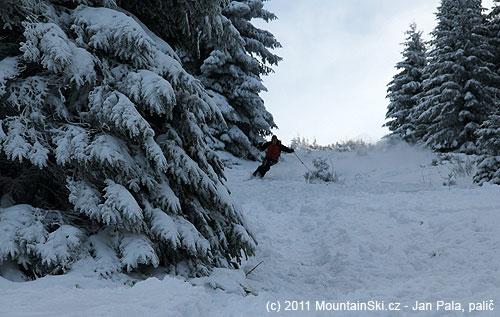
[{"left": 253, "top": 135, "right": 294, "bottom": 178}]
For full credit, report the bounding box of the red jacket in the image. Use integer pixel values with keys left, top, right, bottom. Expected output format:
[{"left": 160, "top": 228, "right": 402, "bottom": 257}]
[{"left": 258, "top": 141, "right": 294, "bottom": 162}]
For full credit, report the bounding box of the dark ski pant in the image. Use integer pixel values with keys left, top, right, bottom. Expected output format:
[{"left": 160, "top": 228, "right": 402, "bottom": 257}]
[{"left": 253, "top": 158, "right": 277, "bottom": 178}]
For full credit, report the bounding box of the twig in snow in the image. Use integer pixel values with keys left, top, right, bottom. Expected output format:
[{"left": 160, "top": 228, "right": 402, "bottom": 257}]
[{"left": 245, "top": 261, "right": 264, "bottom": 277}]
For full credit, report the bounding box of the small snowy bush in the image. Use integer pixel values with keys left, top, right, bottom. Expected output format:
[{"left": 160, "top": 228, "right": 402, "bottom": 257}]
[
  {"left": 304, "top": 157, "right": 339, "bottom": 184},
  {"left": 449, "top": 157, "right": 475, "bottom": 178},
  {"left": 432, "top": 153, "right": 476, "bottom": 187}
]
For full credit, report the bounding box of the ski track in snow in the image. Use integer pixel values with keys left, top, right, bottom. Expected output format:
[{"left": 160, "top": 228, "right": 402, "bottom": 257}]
[{"left": 2, "top": 144, "right": 500, "bottom": 316}]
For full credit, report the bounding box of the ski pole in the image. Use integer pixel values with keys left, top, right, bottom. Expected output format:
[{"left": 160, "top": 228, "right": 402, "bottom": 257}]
[{"left": 294, "top": 152, "right": 312, "bottom": 172}]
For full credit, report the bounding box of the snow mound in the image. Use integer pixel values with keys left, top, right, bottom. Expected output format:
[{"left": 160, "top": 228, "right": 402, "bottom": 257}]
[{"left": 3, "top": 144, "right": 500, "bottom": 316}]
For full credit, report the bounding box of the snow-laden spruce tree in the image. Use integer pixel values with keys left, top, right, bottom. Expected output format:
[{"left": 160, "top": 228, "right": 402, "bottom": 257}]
[
  {"left": 114, "top": 0, "right": 281, "bottom": 158},
  {"left": 384, "top": 23, "right": 427, "bottom": 143},
  {"left": 0, "top": 0, "right": 28, "bottom": 60},
  {"left": 199, "top": 0, "right": 281, "bottom": 157},
  {"left": 487, "top": 0, "right": 500, "bottom": 67},
  {"left": 473, "top": 113, "right": 500, "bottom": 184},
  {"left": 472, "top": 1, "right": 500, "bottom": 185},
  {"left": 415, "top": 0, "right": 500, "bottom": 152},
  {"left": 116, "top": 0, "right": 236, "bottom": 61},
  {"left": 0, "top": 0, "right": 255, "bottom": 278}
]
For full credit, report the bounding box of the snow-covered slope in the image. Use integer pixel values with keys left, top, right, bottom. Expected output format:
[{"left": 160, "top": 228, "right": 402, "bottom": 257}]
[{"left": 2, "top": 143, "right": 500, "bottom": 316}]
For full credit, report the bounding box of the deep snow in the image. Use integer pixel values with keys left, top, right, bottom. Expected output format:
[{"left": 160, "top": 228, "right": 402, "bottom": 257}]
[{"left": 2, "top": 143, "right": 500, "bottom": 316}]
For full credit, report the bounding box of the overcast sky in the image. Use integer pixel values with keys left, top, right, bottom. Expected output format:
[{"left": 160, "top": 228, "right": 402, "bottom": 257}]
[{"left": 255, "top": 0, "right": 495, "bottom": 145}]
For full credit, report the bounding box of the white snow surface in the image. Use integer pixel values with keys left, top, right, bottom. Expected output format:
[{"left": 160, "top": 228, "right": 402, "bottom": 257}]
[{"left": 2, "top": 143, "right": 500, "bottom": 316}]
